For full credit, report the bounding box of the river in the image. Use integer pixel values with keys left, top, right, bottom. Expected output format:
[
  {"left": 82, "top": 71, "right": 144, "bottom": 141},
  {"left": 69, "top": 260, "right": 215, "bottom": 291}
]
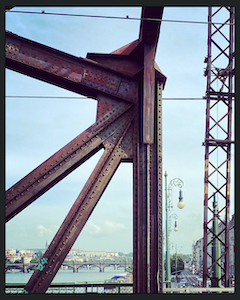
[{"left": 6, "top": 268, "right": 128, "bottom": 284}]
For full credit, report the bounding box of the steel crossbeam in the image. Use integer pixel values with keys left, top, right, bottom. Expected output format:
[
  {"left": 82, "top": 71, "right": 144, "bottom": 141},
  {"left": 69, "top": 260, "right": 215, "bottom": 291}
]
[
  {"left": 5, "top": 7, "right": 166, "bottom": 293},
  {"left": 203, "top": 6, "right": 234, "bottom": 288},
  {"left": 5, "top": 31, "right": 138, "bottom": 103}
]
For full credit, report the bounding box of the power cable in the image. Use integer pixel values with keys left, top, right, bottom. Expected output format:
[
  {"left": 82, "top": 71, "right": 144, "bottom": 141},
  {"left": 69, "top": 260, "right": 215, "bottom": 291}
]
[
  {"left": 5, "top": 96, "right": 89, "bottom": 99},
  {"left": 6, "top": 10, "right": 235, "bottom": 26},
  {"left": 6, "top": 96, "right": 206, "bottom": 100}
]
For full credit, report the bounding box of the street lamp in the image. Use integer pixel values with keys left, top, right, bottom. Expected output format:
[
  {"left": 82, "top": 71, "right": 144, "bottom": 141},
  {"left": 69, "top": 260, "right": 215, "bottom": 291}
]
[
  {"left": 177, "top": 190, "right": 185, "bottom": 209},
  {"left": 173, "top": 220, "right": 178, "bottom": 232},
  {"left": 164, "top": 171, "right": 184, "bottom": 288},
  {"left": 171, "top": 213, "right": 178, "bottom": 232}
]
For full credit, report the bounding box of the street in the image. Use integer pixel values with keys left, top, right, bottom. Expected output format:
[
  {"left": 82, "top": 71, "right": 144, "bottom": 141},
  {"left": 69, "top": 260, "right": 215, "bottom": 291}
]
[{"left": 176, "top": 269, "right": 199, "bottom": 288}]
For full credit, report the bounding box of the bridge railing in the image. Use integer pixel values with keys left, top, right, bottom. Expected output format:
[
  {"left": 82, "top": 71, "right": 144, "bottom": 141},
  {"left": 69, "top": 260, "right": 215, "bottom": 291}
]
[
  {"left": 5, "top": 283, "right": 133, "bottom": 294},
  {"left": 5, "top": 284, "right": 234, "bottom": 294}
]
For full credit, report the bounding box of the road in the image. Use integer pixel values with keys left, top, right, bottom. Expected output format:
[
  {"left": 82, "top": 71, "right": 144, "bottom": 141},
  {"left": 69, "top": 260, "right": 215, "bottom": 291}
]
[{"left": 176, "top": 269, "right": 199, "bottom": 288}]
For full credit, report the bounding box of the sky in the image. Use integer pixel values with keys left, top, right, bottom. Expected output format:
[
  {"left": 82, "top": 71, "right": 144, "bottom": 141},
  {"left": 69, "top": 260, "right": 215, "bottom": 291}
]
[{"left": 5, "top": 6, "right": 235, "bottom": 255}]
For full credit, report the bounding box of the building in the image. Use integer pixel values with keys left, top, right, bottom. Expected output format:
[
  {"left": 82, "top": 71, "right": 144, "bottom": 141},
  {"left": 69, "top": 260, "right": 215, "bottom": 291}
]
[
  {"left": 66, "top": 249, "right": 119, "bottom": 261},
  {"left": 5, "top": 248, "right": 16, "bottom": 255},
  {"left": 191, "top": 214, "right": 234, "bottom": 282},
  {"left": 5, "top": 253, "right": 20, "bottom": 262}
]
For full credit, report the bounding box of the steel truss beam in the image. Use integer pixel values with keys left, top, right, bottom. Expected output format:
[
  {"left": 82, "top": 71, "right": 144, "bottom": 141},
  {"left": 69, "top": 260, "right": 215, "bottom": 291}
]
[
  {"left": 5, "top": 31, "right": 138, "bottom": 103},
  {"left": 5, "top": 96, "right": 132, "bottom": 222},
  {"left": 203, "top": 6, "right": 234, "bottom": 288},
  {"left": 5, "top": 7, "right": 166, "bottom": 293}
]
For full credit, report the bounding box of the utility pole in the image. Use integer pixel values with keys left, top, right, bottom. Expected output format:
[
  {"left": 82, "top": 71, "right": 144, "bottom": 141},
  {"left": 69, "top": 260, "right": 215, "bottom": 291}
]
[{"left": 211, "top": 194, "right": 221, "bottom": 287}]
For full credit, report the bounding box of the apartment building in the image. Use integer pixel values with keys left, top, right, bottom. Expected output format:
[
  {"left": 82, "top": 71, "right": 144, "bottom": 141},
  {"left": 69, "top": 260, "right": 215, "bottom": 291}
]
[{"left": 191, "top": 214, "right": 234, "bottom": 281}]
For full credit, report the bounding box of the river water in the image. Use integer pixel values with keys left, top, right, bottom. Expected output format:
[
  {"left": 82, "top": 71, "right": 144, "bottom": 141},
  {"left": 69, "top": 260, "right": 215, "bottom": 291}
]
[{"left": 6, "top": 268, "right": 128, "bottom": 284}]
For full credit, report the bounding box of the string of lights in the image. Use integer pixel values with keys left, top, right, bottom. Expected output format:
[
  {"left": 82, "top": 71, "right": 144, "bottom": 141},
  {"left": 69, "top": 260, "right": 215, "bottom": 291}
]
[{"left": 6, "top": 10, "right": 235, "bottom": 26}]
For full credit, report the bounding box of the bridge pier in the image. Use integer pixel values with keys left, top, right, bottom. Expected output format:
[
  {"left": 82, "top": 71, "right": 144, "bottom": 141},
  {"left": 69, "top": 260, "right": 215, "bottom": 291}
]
[
  {"left": 23, "top": 265, "right": 29, "bottom": 273},
  {"left": 73, "top": 265, "right": 78, "bottom": 273}
]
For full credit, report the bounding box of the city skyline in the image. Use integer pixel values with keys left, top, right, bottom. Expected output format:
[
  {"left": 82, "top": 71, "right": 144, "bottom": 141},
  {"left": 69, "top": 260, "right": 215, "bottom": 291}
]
[{"left": 5, "top": 6, "right": 235, "bottom": 254}]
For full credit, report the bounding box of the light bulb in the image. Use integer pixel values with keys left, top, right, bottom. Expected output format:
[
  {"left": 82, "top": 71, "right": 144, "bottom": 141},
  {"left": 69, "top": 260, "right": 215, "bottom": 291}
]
[{"left": 177, "top": 201, "right": 185, "bottom": 209}]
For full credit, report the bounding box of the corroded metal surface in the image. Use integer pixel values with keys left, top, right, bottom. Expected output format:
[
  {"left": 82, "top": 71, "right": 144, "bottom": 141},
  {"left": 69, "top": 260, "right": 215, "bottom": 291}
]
[
  {"left": 203, "top": 6, "right": 234, "bottom": 288},
  {"left": 6, "top": 31, "right": 138, "bottom": 103},
  {"left": 5, "top": 7, "right": 166, "bottom": 293}
]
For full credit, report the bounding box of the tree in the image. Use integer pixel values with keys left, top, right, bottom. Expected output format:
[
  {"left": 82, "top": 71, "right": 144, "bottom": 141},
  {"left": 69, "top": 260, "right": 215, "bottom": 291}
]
[
  {"left": 30, "top": 257, "right": 39, "bottom": 263},
  {"left": 170, "top": 254, "right": 184, "bottom": 275},
  {"left": 5, "top": 257, "right": 11, "bottom": 264}
]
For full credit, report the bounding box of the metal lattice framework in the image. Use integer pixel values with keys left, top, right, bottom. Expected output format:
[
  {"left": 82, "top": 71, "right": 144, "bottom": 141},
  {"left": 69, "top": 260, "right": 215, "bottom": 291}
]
[
  {"left": 5, "top": 7, "right": 166, "bottom": 293},
  {"left": 203, "top": 6, "right": 234, "bottom": 287}
]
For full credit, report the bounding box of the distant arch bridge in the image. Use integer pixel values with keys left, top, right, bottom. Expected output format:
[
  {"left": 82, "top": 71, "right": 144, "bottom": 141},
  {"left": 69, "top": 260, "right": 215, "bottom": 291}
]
[
  {"left": 5, "top": 261, "right": 132, "bottom": 273},
  {"left": 62, "top": 261, "right": 131, "bottom": 273}
]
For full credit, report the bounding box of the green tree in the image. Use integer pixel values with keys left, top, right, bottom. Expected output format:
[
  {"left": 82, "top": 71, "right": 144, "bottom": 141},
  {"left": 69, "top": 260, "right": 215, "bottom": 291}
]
[
  {"left": 5, "top": 257, "right": 11, "bottom": 264},
  {"left": 30, "top": 257, "right": 39, "bottom": 263},
  {"left": 170, "top": 254, "right": 184, "bottom": 275}
]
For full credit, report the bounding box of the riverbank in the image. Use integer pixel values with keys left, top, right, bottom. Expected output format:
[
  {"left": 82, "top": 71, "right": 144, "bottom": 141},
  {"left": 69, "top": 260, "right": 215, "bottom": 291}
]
[{"left": 6, "top": 268, "right": 131, "bottom": 284}]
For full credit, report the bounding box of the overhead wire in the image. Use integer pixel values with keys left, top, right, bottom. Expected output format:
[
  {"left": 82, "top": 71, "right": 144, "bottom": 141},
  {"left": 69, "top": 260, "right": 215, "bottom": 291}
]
[
  {"left": 6, "top": 96, "right": 206, "bottom": 100},
  {"left": 6, "top": 10, "right": 235, "bottom": 26}
]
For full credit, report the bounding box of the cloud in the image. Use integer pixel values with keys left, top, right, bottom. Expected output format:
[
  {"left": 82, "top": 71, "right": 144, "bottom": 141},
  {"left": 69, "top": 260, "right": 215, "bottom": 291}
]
[
  {"left": 36, "top": 224, "right": 58, "bottom": 237},
  {"left": 84, "top": 220, "right": 126, "bottom": 238}
]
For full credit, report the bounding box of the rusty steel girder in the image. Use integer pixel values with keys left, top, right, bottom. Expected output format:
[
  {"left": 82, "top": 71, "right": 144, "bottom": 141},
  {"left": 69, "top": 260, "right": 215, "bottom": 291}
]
[{"left": 5, "top": 7, "right": 166, "bottom": 293}]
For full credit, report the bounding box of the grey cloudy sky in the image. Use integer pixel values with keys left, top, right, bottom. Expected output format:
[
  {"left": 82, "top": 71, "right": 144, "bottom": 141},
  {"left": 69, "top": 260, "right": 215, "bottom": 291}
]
[{"left": 5, "top": 6, "right": 235, "bottom": 254}]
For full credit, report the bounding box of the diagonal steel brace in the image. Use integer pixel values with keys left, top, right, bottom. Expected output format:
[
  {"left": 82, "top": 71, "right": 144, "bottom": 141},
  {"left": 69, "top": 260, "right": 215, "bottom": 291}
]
[{"left": 23, "top": 109, "right": 134, "bottom": 293}]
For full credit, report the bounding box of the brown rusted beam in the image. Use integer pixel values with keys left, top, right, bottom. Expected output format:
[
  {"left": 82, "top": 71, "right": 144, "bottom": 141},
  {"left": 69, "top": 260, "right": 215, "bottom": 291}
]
[
  {"left": 139, "top": 7, "right": 164, "bottom": 44},
  {"left": 140, "top": 7, "right": 163, "bottom": 143},
  {"left": 133, "top": 80, "right": 163, "bottom": 293},
  {"left": 143, "top": 42, "right": 156, "bottom": 143},
  {"left": 5, "top": 31, "right": 138, "bottom": 103},
  {"left": 6, "top": 98, "right": 132, "bottom": 222},
  {"left": 23, "top": 108, "right": 134, "bottom": 293},
  {"left": 6, "top": 7, "right": 165, "bottom": 293}
]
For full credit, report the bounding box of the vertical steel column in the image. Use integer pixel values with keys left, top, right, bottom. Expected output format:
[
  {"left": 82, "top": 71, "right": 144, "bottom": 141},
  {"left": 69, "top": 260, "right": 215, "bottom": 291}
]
[
  {"left": 157, "top": 81, "right": 163, "bottom": 293},
  {"left": 133, "top": 79, "right": 163, "bottom": 294},
  {"left": 203, "top": 8, "right": 212, "bottom": 287},
  {"left": 203, "top": 6, "right": 234, "bottom": 288},
  {"left": 132, "top": 7, "right": 164, "bottom": 293}
]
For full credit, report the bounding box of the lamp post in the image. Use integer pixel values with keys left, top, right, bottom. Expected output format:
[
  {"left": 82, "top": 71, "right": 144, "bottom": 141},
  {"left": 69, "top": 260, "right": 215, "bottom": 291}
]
[
  {"left": 164, "top": 171, "right": 184, "bottom": 288},
  {"left": 172, "top": 214, "right": 178, "bottom": 232},
  {"left": 175, "top": 245, "right": 183, "bottom": 276},
  {"left": 211, "top": 194, "right": 221, "bottom": 287}
]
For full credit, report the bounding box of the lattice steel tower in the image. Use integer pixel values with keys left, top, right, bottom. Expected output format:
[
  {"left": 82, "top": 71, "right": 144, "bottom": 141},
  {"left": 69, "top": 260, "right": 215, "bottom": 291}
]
[{"left": 203, "top": 6, "right": 235, "bottom": 287}]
